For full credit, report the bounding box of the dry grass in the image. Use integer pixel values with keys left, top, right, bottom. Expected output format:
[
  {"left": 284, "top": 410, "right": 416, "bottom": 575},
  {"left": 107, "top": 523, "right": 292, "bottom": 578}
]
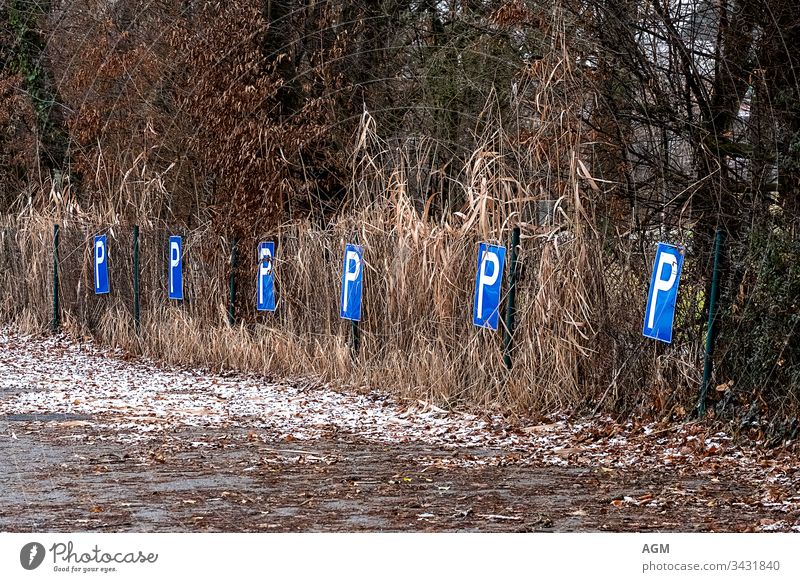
[
  {"left": 0, "top": 202, "right": 703, "bottom": 417},
  {"left": 0, "top": 18, "right": 704, "bottom": 418}
]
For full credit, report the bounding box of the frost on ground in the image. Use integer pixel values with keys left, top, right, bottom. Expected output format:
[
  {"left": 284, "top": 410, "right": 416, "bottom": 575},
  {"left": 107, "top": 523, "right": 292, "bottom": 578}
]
[
  {"left": 0, "top": 331, "right": 513, "bottom": 448},
  {"left": 1, "top": 330, "right": 799, "bottom": 532}
]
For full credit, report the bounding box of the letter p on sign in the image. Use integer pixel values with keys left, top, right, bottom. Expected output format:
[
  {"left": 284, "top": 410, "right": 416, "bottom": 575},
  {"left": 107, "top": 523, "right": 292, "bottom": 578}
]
[
  {"left": 643, "top": 242, "right": 684, "bottom": 343},
  {"left": 168, "top": 236, "right": 183, "bottom": 300},
  {"left": 257, "top": 241, "right": 276, "bottom": 312},
  {"left": 340, "top": 244, "right": 364, "bottom": 321},
  {"left": 94, "top": 235, "right": 109, "bottom": 294},
  {"left": 472, "top": 243, "right": 507, "bottom": 330}
]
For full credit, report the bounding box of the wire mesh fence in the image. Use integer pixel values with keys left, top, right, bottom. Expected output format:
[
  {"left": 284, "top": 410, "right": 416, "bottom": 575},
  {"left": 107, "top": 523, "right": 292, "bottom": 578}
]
[{"left": 0, "top": 211, "right": 735, "bottom": 417}]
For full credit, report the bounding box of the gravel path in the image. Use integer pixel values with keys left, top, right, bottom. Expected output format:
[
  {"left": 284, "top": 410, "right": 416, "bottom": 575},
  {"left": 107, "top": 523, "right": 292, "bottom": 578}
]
[{"left": 1, "top": 331, "right": 799, "bottom": 532}]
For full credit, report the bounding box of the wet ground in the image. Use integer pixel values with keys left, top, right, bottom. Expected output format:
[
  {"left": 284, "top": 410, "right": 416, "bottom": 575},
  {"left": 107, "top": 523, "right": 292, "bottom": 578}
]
[
  {"left": 1, "top": 332, "right": 799, "bottom": 532},
  {"left": 0, "top": 421, "right": 783, "bottom": 533}
]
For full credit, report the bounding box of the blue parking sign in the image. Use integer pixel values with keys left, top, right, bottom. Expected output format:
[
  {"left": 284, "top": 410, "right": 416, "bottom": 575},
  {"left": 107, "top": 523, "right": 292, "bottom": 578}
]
[
  {"left": 340, "top": 244, "right": 363, "bottom": 321},
  {"left": 168, "top": 236, "right": 183, "bottom": 300},
  {"left": 257, "top": 241, "right": 276, "bottom": 311},
  {"left": 473, "top": 243, "right": 506, "bottom": 330},
  {"left": 94, "top": 235, "right": 109, "bottom": 294},
  {"left": 643, "top": 243, "right": 685, "bottom": 343}
]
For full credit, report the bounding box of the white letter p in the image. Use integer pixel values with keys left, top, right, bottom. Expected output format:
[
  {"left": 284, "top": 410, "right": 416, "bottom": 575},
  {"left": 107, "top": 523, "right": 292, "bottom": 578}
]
[
  {"left": 95, "top": 240, "right": 105, "bottom": 290},
  {"left": 169, "top": 241, "right": 180, "bottom": 293},
  {"left": 647, "top": 253, "right": 678, "bottom": 329},
  {"left": 259, "top": 245, "right": 272, "bottom": 305},
  {"left": 343, "top": 250, "right": 361, "bottom": 313},
  {"left": 477, "top": 250, "right": 500, "bottom": 319}
]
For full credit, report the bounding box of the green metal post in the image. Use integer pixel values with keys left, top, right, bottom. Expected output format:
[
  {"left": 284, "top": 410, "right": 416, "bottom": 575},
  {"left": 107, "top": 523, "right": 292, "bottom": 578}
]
[
  {"left": 351, "top": 318, "right": 360, "bottom": 359},
  {"left": 228, "top": 237, "right": 238, "bottom": 326},
  {"left": 52, "top": 224, "right": 59, "bottom": 333},
  {"left": 503, "top": 227, "right": 521, "bottom": 369},
  {"left": 698, "top": 228, "right": 725, "bottom": 417},
  {"left": 133, "top": 225, "right": 140, "bottom": 332},
  {"left": 351, "top": 234, "right": 361, "bottom": 359}
]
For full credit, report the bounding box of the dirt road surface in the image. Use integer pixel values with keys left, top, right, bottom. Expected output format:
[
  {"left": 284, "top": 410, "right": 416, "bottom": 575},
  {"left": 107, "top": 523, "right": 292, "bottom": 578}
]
[{"left": 1, "top": 331, "right": 799, "bottom": 532}]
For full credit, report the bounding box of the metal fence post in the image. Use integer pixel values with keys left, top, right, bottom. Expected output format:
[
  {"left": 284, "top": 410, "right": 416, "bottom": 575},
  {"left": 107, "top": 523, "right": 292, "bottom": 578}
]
[
  {"left": 351, "top": 318, "right": 360, "bottom": 359},
  {"left": 133, "top": 225, "right": 140, "bottom": 332},
  {"left": 228, "top": 237, "right": 238, "bottom": 326},
  {"left": 351, "top": 233, "right": 361, "bottom": 359},
  {"left": 502, "top": 226, "right": 521, "bottom": 369},
  {"left": 52, "top": 224, "right": 59, "bottom": 333},
  {"left": 698, "top": 228, "right": 725, "bottom": 417}
]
